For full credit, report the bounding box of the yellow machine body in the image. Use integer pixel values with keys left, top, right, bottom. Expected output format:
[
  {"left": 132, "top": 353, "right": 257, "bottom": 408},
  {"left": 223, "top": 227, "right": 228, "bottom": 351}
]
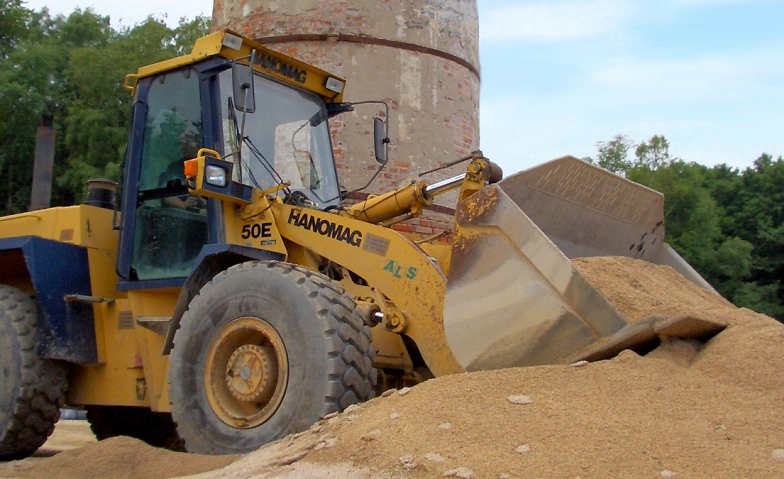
[{"left": 0, "top": 31, "right": 721, "bottom": 457}]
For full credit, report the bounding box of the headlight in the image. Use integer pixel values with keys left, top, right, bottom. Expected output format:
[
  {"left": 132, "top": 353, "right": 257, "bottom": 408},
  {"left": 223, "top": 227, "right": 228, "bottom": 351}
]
[
  {"left": 205, "top": 165, "right": 228, "bottom": 187},
  {"left": 325, "top": 77, "right": 344, "bottom": 94},
  {"left": 222, "top": 33, "right": 242, "bottom": 51}
]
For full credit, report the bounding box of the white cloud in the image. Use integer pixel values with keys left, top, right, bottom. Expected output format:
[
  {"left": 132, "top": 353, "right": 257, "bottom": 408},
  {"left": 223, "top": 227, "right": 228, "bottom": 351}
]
[{"left": 481, "top": 0, "right": 636, "bottom": 43}]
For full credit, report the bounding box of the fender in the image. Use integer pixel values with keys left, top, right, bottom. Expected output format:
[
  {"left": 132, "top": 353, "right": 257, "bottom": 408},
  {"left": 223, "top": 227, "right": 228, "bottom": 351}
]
[
  {"left": 0, "top": 236, "right": 97, "bottom": 363},
  {"left": 161, "top": 244, "right": 284, "bottom": 354}
]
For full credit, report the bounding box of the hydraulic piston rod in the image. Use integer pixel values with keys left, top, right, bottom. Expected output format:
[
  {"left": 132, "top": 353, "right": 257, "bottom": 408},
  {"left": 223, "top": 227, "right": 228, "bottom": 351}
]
[
  {"left": 424, "top": 174, "right": 466, "bottom": 199},
  {"left": 345, "top": 157, "right": 500, "bottom": 225},
  {"left": 345, "top": 173, "right": 466, "bottom": 225}
]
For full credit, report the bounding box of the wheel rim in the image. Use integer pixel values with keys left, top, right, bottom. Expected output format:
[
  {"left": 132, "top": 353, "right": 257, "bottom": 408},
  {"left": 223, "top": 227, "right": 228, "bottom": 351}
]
[{"left": 204, "top": 317, "right": 288, "bottom": 429}]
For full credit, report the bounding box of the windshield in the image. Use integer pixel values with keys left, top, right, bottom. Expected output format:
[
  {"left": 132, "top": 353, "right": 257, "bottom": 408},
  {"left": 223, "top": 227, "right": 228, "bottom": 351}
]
[{"left": 218, "top": 69, "right": 340, "bottom": 207}]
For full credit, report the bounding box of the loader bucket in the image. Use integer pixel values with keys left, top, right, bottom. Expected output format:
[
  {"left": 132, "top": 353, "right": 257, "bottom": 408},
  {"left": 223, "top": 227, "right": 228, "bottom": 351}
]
[{"left": 443, "top": 156, "right": 716, "bottom": 371}]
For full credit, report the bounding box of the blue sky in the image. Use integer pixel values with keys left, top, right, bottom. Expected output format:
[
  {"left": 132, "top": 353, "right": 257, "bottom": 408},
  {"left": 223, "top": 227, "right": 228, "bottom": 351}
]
[
  {"left": 478, "top": 0, "right": 784, "bottom": 172},
  {"left": 26, "top": 0, "right": 784, "bottom": 173}
]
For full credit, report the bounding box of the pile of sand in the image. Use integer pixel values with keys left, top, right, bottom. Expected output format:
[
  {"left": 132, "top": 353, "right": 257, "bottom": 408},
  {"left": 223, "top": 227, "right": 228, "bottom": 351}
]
[
  {"left": 2, "top": 437, "right": 237, "bottom": 479},
  {"left": 4, "top": 257, "right": 784, "bottom": 478},
  {"left": 573, "top": 257, "right": 734, "bottom": 323},
  {"left": 206, "top": 258, "right": 784, "bottom": 478}
]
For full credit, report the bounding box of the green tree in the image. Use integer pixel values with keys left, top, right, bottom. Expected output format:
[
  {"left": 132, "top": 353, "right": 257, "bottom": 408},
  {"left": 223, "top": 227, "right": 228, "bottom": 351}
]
[
  {"left": 734, "top": 283, "right": 784, "bottom": 319},
  {"left": 628, "top": 160, "right": 723, "bottom": 275},
  {"left": 635, "top": 135, "right": 674, "bottom": 171},
  {"left": 713, "top": 154, "right": 784, "bottom": 318},
  {"left": 172, "top": 16, "right": 211, "bottom": 55},
  {"left": 0, "top": 7, "right": 210, "bottom": 211},
  {"left": 593, "top": 134, "right": 634, "bottom": 175},
  {"left": 0, "top": 0, "right": 30, "bottom": 58},
  {"left": 587, "top": 134, "right": 782, "bottom": 321}
]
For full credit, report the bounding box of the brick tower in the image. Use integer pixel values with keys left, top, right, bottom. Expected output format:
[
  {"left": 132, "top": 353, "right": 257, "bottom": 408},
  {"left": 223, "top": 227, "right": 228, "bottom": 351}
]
[{"left": 212, "top": 0, "right": 480, "bottom": 235}]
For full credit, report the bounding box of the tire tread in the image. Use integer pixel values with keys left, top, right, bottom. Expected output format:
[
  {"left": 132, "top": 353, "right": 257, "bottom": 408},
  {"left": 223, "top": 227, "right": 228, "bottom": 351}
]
[
  {"left": 169, "top": 261, "right": 377, "bottom": 454},
  {"left": 0, "top": 285, "right": 67, "bottom": 460}
]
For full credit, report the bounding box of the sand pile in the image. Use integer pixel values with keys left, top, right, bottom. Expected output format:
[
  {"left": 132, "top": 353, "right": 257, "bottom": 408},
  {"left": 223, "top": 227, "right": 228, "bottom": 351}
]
[
  {"left": 572, "top": 257, "right": 734, "bottom": 323},
  {"left": 5, "top": 257, "right": 784, "bottom": 479},
  {"left": 2, "top": 437, "right": 237, "bottom": 479},
  {"left": 200, "top": 258, "right": 784, "bottom": 479}
]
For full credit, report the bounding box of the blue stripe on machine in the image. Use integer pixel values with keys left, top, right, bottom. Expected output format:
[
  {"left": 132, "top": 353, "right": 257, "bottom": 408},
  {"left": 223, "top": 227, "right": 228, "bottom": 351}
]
[{"left": 0, "top": 236, "right": 97, "bottom": 364}]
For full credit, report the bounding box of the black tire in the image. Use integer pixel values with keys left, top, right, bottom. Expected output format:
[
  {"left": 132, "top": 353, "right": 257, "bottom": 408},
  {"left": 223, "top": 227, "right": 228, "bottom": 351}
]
[
  {"left": 169, "top": 261, "right": 377, "bottom": 455},
  {"left": 0, "top": 285, "right": 67, "bottom": 460},
  {"left": 86, "top": 406, "right": 185, "bottom": 451}
]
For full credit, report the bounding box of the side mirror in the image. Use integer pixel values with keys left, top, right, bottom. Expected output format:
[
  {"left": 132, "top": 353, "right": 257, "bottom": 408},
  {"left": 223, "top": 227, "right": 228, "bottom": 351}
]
[
  {"left": 232, "top": 63, "right": 255, "bottom": 113},
  {"left": 374, "top": 117, "right": 388, "bottom": 164}
]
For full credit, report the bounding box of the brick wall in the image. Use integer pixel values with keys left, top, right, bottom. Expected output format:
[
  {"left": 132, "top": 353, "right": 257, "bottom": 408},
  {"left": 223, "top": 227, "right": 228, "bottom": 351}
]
[{"left": 213, "top": 0, "right": 480, "bottom": 234}]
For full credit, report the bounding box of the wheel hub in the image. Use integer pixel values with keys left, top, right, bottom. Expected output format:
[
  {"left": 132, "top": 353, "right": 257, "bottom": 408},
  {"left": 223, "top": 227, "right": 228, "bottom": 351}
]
[
  {"left": 204, "top": 317, "right": 289, "bottom": 429},
  {"left": 225, "top": 344, "right": 277, "bottom": 403}
]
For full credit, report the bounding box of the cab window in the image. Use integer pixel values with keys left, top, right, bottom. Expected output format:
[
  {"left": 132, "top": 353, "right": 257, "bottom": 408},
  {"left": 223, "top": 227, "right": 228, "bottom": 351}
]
[
  {"left": 130, "top": 69, "right": 209, "bottom": 281},
  {"left": 218, "top": 69, "right": 339, "bottom": 207}
]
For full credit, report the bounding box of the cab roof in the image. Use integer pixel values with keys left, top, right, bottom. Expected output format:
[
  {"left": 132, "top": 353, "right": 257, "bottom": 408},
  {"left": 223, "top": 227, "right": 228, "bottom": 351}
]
[{"left": 125, "top": 30, "right": 346, "bottom": 103}]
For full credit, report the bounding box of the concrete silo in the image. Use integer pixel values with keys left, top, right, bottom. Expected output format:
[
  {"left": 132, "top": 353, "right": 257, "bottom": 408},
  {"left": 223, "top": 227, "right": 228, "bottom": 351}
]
[{"left": 212, "top": 0, "right": 480, "bottom": 235}]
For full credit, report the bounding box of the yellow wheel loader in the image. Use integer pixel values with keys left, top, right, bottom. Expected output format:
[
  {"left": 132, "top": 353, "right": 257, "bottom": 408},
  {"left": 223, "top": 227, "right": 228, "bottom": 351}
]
[{"left": 0, "top": 31, "right": 719, "bottom": 458}]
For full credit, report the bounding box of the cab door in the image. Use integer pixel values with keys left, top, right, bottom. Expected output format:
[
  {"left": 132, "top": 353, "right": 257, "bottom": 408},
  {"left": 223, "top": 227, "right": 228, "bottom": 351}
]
[{"left": 117, "top": 67, "right": 214, "bottom": 288}]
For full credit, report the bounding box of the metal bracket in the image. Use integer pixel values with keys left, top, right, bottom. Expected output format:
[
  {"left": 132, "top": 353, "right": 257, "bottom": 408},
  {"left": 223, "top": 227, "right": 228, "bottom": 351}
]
[{"left": 64, "top": 294, "right": 115, "bottom": 304}]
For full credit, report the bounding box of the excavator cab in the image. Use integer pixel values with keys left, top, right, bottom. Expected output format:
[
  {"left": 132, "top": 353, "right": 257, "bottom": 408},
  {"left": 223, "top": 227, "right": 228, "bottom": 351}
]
[{"left": 117, "top": 41, "right": 342, "bottom": 287}]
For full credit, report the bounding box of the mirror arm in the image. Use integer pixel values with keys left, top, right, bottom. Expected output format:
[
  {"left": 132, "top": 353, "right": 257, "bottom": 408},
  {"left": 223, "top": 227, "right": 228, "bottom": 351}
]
[
  {"left": 238, "top": 50, "right": 256, "bottom": 154},
  {"left": 235, "top": 49, "right": 257, "bottom": 184},
  {"left": 322, "top": 100, "right": 392, "bottom": 203},
  {"left": 326, "top": 102, "right": 355, "bottom": 118}
]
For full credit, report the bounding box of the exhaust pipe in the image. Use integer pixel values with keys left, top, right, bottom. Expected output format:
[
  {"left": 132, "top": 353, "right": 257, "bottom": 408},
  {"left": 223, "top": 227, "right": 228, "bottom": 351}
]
[
  {"left": 29, "top": 117, "right": 55, "bottom": 211},
  {"left": 83, "top": 179, "right": 118, "bottom": 210}
]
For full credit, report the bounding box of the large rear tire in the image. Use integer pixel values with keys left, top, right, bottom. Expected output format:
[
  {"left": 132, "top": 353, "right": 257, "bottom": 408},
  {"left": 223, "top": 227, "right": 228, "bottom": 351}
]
[
  {"left": 0, "top": 285, "right": 67, "bottom": 460},
  {"left": 169, "top": 261, "right": 377, "bottom": 455},
  {"left": 85, "top": 406, "right": 184, "bottom": 451}
]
